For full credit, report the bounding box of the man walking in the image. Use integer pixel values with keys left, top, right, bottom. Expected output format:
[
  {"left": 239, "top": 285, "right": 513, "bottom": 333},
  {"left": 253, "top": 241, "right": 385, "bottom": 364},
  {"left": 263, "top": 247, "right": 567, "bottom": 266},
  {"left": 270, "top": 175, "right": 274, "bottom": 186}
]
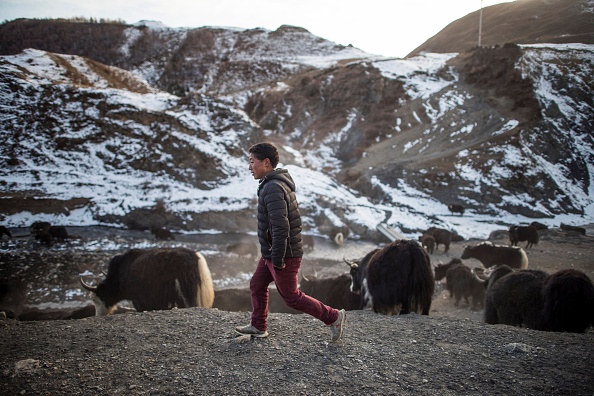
[{"left": 235, "top": 142, "right": 346, "bottom": 342}]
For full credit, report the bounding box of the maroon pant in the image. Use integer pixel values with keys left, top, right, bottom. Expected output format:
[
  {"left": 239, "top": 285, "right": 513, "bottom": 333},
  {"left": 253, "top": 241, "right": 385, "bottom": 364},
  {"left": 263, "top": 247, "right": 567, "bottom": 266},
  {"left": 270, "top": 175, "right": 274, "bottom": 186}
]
[{"left": 250, "top": 256, "right": 339, "bottom": 331}]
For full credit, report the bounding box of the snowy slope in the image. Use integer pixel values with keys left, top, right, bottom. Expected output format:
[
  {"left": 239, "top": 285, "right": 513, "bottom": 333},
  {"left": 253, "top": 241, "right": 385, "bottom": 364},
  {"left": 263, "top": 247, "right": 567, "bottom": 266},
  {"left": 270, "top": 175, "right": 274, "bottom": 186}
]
[
  {"left": 359, "top": 44, "right": 594, "bottom": 226},
  {"left": 1, "top": 46, "right": 593, "bottom": 240},
  {"left": 117, "top": 23, "right": 379, "bottom": 95}
]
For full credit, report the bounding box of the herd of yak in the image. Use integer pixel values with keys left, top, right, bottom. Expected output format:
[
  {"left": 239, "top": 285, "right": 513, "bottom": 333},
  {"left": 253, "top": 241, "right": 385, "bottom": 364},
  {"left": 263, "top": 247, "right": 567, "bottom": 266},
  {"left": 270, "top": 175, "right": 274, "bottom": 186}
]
[
  {"left": 0, "top": 220, "right": 593, "bottom": 334},
  {"left": 420, "top": 223, "right": 594, "bottom": 333}
]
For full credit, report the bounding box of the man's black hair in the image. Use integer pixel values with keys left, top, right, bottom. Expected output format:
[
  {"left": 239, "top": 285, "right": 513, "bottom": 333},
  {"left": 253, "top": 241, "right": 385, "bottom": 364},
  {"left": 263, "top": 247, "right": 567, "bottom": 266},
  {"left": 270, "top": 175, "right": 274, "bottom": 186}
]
[{"left": 249, "top": 142, "right": 280, "bottom": 168}]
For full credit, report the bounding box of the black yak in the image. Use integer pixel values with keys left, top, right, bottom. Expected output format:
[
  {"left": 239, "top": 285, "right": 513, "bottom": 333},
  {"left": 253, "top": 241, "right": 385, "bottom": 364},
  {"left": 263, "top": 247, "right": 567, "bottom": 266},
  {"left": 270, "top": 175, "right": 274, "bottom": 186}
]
[
  {"left": 345, "top": 248, "right": 381, "bottom": 309},
  {"left": 485, "top": 267, "right": 594, "bottom": 333},
  {"left": 425, "top": 227, "right": 452, "bottom": 253},
  {"left": 80, "top": 247, "right": 214, "bottom": 315},
  {"left": 30, "top": 222, "right": 69, "bottom": 246},
  {"left": 448, "top": 204, "right": 465, "bottom": 216},
  {"left": 509, "top": 225, "right": 539, "bottom": 248},
  {"left": 560, "top": 223, "right": 587, "bottom": 235},
  {"left": 529, "top": 221, "right": 548, "bottom": 230},
  {"left": 419, "top": 234, "right": 435, "bottom": 254},
  {"left": 542, "top": 269, "right": 594, "bottom": 333},
  {"left": 48, "top": 226, "right": 68, "bottom": 241},
  {"left": 434, "top": 259, "right": 485, "bottom": 309},
  {"left": 30, "top": 221, "right": 51, "bottom": 233},
  {"left": 345, "top": 240, "right": 434, "bottom": 315},
  {"left": 461, "top": 242, "right": 528, "bottom": 269},
  {"left": 150, "top": 227, "right": 175, "bottom": 240},
  {"left": 433, "top": 258, "right": 463, "bottom": 281},
  {"left": 299, "top": 273, "right": 360, "bottom": 311},
  {"left": 484, "top": 268, "right": 549, "bottom": 329}
]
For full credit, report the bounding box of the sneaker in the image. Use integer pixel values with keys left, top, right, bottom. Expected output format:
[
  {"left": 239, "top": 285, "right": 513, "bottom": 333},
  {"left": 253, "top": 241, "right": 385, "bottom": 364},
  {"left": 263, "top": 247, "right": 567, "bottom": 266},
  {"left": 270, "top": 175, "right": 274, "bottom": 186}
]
[
  {"left": 329, "top": 309, "right": 346, "bottom": 342},
  {"left": 235, "top": 324, "right": 269, "bottom": 338}
]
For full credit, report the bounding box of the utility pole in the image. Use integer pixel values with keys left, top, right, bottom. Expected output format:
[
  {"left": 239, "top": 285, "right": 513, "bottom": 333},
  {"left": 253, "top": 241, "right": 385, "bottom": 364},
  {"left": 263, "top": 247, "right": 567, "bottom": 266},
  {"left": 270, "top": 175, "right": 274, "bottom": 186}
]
[{"left": 478, "top": 0, "right": 484, "bottom": 47}]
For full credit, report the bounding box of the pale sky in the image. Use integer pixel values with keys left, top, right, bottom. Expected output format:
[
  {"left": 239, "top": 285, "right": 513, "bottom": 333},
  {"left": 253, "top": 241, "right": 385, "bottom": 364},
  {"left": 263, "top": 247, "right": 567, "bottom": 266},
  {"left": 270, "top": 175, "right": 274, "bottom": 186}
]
[{"left": 0, "top": 0, "right": 514, "bottom": 58}]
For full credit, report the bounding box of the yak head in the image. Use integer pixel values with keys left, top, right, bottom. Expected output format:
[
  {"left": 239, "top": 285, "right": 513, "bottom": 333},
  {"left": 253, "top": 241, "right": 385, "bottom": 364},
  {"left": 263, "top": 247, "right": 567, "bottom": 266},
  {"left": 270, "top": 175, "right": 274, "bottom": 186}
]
[
  {"left": 343, "top": 257, "right": 362, "bottom": 294},
  {"left": 299, "top": 269, "right": 319, "bottom": 292},
  {"left": 80, "top": 276, "right": 118, "bottom": 316},
  {"left": 344, "top": 248, "right": 381, "bottom": 295}
]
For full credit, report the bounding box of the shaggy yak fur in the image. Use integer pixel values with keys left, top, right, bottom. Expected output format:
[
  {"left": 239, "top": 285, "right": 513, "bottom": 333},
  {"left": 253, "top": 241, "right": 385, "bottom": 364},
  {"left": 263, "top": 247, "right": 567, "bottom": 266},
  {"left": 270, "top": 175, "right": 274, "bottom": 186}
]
[
  {"left": 299, "top": 273, "right": 360, "bottom": 311},
  {"left": 349, "top": 240, "right": 434, "bottom": 316},
  {"left": 485, "top": 266, "right": 594, "bottom": 333},
  {"left": 81, "top": 247, "right": 214, "bottom": 315},
  {"left": 461, "top": 242, "right": 528, "bottom": 269},
  {"left": 425, "top": 227, "right": 452, "bottom": 253},
  {"left": 419, "top": 234, "right": 436, "bottom": 254},
  {"left": 484, "top": 268, "right": 549, "bottom": 329},
  {"left": 509, "top": 225, "right": 539, "bottom": 248},
  {"left": 542, "top": 269, "right": 594, "bottom": 333}
]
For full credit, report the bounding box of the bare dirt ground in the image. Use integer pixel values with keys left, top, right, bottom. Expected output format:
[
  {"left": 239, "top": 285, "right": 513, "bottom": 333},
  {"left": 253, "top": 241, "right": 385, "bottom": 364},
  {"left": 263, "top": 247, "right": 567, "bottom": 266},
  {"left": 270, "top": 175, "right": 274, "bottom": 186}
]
[{"left": 1, "top": 225, "right": 593, "bottom": 395}]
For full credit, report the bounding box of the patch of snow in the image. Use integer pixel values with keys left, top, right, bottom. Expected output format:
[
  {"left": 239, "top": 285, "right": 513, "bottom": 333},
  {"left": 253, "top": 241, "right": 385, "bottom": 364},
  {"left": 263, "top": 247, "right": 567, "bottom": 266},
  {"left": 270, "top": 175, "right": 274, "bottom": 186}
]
[{"left": 372, "top": 53, "right": 458, "bottom": 99}]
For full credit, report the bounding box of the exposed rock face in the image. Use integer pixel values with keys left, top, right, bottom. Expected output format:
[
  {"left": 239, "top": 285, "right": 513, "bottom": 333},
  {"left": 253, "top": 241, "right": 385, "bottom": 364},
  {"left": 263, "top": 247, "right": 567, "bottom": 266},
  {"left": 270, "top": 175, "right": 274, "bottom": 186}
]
[{"left": 0, "top": 13, "right": 593, "bottom": 233}]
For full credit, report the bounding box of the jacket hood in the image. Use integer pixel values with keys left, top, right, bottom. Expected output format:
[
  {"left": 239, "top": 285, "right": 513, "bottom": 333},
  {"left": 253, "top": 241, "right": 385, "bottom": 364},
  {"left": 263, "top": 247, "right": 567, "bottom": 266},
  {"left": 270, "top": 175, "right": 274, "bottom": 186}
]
[{"left": 258, "top": 168, "right": 295, "bottom": 193}]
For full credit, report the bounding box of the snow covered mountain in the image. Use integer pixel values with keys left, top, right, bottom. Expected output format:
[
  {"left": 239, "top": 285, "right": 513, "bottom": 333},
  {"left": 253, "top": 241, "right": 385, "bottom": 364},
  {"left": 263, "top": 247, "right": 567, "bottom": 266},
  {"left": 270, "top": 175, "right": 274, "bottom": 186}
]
[{"left": 1, "top": 18, "right": 593, "bottom": 241}]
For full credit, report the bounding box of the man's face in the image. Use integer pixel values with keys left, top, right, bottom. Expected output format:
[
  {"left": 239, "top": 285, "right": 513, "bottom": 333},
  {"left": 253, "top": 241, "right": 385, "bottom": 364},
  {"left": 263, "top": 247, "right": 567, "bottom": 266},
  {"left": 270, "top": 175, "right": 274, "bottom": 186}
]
[{"left": 249, "top": 153, "right": 271, "bottom": 180}]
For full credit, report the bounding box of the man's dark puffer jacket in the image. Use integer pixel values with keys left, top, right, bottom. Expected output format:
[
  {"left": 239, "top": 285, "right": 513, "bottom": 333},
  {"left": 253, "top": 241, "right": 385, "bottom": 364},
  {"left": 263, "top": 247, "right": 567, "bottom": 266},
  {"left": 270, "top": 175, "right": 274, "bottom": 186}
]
[{"left": 256, "top": 169, "right": 303, "bottom": 268}]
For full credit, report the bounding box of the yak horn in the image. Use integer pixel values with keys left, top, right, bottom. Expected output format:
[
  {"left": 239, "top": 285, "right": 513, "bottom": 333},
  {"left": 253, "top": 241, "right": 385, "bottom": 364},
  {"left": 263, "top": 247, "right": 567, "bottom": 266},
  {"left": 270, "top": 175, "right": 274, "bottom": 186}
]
[
  {"left": 334, "top": 232, "right": 344, "bottom": 246},
  {"left": 472, "top": 270, "right": 486, "bottom": 283},
  {"left": 80, "top": 277, "right": 98, "bottom": 293},
  {"left": 343, "top": 257, "right": 358, "bottom": 269},
  {"left": 301, "top": 265, "right": 319, "bottom": 282}
]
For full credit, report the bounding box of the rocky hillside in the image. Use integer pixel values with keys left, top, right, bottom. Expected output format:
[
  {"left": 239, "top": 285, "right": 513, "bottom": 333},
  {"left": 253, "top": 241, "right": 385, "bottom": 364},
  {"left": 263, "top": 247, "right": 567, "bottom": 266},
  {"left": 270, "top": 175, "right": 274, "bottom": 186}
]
[
  {"left": 0, "top": 6, "right": 593, "bottom": 237},
  {"left": 409, "top": 0, "right": 594, "bottom": 56},
  {"left": 0, "top": 20, "right": 370, "bottom": 96}
]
